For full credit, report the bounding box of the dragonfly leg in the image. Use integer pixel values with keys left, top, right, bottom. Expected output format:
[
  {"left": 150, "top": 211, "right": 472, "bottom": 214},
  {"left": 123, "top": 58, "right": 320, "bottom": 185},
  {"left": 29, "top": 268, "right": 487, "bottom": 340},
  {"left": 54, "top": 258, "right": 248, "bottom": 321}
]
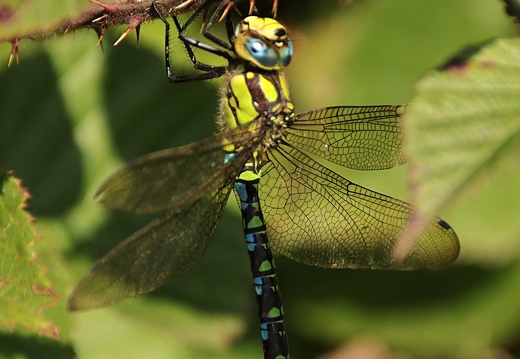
[{"left": 152, "top": 0, "right": 231, "bottom": 83}]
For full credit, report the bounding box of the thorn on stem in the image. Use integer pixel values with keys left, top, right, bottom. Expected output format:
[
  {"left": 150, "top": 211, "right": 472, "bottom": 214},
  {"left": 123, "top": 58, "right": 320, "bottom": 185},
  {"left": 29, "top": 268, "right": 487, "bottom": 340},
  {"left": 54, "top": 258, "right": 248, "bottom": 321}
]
[
  {"left": 94, "top": 27, "right": 106, "bottom": 52},
  {"left": 113, "top": 17, "right": 143, "bottom": 46},
  {"left": 92, "top": 14, "right": 109, "bottom": 23},
  {"left": 174, "top": 0, "right": 195, "bottom": 10},
  {"left": 8, "top": 39, "right": 20, "bottom": 67},
  {"left": 217, "top": 0, "right": 266, "bottom": 23},
  {"left": 135, "top": 24, "right": 141, "bottom": 45},
  {"left": 90, "top": 0, "right": 118, "bottom": 12},
  {"left": 218, "top": 1, "right": 235, "bottom": 22}
]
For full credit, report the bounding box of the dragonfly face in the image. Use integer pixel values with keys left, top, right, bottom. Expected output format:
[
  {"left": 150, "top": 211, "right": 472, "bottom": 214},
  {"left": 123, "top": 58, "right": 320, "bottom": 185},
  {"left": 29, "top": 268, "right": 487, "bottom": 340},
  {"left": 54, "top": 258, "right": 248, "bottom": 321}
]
[{"left": 234, "top": 16, "right": 293, "bottom": 70}]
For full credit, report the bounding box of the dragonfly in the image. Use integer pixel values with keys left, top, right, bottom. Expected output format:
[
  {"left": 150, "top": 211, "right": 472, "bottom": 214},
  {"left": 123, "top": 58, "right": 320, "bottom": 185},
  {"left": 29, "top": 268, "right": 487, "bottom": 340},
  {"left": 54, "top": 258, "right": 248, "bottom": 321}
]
[{"left": 67, "top": 5, "right": 460, "bottom": 359}]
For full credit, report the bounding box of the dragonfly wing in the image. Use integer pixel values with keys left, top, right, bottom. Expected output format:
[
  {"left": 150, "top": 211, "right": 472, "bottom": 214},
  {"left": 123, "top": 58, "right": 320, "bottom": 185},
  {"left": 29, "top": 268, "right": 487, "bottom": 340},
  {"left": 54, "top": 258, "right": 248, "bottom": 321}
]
[
  {"left": 96, "top": 127, "right": 256, "bottom": 214},
  {"left": 260, "top": 143, "right": 459, "bottom": 270},
  {"left": 287, "top": 105, "right": 407, "bottom": 170},
  {"left": 67, "top": 184, "right": 233, "bottom": 311}
]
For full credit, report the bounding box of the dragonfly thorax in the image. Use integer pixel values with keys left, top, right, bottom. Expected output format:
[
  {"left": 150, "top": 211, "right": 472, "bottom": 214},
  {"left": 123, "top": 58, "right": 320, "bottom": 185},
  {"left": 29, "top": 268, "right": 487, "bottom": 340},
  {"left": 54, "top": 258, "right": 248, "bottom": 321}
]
[
  {"left": 222, "top": 70, "right": 295, "bottom": 131},
  {"left": 234, "top": 16, "right": 293, "bottom": 71}
]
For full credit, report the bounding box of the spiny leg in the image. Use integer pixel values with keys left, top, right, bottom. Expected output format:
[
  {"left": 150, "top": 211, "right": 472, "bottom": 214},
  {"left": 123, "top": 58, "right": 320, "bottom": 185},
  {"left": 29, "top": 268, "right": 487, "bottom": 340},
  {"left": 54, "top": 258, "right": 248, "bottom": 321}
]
[{"left": 152, "top": 0, "right": 231, "bottom": 82}]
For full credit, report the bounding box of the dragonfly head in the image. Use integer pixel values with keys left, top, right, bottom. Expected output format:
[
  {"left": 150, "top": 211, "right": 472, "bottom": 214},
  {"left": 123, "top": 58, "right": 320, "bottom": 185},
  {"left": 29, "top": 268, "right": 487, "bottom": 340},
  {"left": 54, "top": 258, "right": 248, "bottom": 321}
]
[{"left": 234, "top": 16, "right": 293, "bottom": 71}]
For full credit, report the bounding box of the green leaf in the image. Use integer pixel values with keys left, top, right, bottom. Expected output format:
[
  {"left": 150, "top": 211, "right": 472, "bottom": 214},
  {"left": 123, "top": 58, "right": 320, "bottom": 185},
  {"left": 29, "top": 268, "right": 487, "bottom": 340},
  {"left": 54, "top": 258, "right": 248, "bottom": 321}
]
[
  {"left": 0, "top": 172, "right": 60, "bottom": 339},
  {"left": 400, "top": 38, "right": 520, "bottom": 264},
  {"left": 0, "top": 0, "right": 87, "bottom": 39}
]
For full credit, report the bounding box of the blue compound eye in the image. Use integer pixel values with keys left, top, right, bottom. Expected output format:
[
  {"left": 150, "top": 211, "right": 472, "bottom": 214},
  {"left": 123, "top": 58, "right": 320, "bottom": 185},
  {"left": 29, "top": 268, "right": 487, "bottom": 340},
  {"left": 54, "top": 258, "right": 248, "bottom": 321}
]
[
  {"left": 246, "top": 38, "right": 278, "bottom": 68},
  {"left": 279, "top": 40, "right": 293, "bottom": 67}
]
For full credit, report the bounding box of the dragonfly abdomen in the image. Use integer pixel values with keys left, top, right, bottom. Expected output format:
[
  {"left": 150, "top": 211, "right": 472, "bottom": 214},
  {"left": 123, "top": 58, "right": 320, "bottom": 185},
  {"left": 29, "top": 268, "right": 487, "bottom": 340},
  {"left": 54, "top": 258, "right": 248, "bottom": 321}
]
[{"left": 234, "top": 173, "right": 289, "bottom": 358}]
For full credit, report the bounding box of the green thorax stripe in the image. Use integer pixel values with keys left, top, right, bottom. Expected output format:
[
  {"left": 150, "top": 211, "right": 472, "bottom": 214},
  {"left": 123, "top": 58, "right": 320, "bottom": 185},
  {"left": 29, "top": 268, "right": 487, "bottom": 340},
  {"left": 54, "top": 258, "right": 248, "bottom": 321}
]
[{"left": 222, "top": 71, "right": 294, "bottom": 130}]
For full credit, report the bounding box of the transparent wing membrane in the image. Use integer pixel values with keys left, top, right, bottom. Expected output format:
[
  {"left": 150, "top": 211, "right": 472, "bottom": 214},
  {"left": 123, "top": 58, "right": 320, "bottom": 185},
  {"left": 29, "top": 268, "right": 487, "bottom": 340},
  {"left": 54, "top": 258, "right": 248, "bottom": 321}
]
[
  {"left": 260, "top": 143, "right": 459, "bottom": 270},
  {"left": 70, "top": 102, "right": 459, "bottom": 310},
  {"left": 67, "top": 185, "right": 232, "bottom": 310},
  {"left": 288, "top": 105, "right": 407, "bottom": 170},
  {"left": 96, "top": 127, "right": 257, "bottom": 214}
]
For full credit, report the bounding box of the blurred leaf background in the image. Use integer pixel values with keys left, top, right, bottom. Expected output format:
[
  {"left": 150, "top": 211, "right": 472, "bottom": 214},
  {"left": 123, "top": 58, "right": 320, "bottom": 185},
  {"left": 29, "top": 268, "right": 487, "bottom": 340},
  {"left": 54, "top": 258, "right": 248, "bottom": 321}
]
[{"left": 1, "top": 0, "right": 520, "bottom": 358}]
